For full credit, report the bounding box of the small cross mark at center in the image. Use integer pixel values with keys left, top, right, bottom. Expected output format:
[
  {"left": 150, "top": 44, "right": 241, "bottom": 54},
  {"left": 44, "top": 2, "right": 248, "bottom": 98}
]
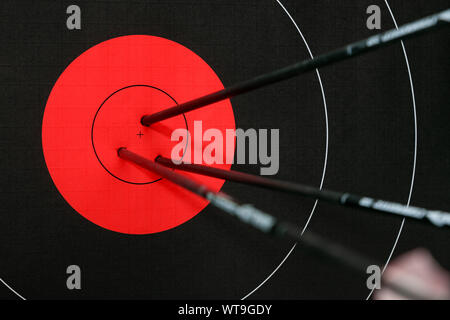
[{"left": 136, "top": 131, "right": 144, "bottom": 139}]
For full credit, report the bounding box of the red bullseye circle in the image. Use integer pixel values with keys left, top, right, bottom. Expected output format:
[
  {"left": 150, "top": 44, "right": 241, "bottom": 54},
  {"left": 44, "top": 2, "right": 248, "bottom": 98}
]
[{"left": 42, "top": 35, "right": 235, "bottom": 234}]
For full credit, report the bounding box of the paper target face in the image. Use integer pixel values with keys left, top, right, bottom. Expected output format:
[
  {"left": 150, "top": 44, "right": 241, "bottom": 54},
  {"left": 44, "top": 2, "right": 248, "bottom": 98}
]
[{"left": 0, "top": 0, "right": 448, "bottom": 300}]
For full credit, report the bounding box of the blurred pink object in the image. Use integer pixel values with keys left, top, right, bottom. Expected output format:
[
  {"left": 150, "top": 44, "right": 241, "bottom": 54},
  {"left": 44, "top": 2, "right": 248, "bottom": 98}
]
[{"left": 375, "top": 248, "right": 450, "bottom": 300}]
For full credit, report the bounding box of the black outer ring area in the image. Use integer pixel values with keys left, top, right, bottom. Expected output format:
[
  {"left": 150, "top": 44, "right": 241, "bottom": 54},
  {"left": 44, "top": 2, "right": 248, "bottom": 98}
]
[{"left": 91, "top": 84, "right": 188, "bottom": 185}]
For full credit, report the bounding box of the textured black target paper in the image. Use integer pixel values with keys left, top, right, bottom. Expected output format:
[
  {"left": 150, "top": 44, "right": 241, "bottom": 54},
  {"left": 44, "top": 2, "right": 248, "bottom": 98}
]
[{"left": 0, "top": 0, "right": 448, "bottom": 299}]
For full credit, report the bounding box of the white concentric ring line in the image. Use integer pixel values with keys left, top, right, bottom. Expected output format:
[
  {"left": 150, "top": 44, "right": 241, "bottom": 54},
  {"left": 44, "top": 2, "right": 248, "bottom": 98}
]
[
  {"left": 366, "top": 0, "right": 417, "bottom": 300},
  {"left": 0, "top": 278, "right": 25, "bottom": 300},
  {"left": 242, "top": 0, "right": 329, "bottom": 300}
]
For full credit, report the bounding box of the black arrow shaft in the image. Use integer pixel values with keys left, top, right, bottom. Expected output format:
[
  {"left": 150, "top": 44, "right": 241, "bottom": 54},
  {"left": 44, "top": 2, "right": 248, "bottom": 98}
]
[
  {"left": 155, "top": 156, "right": 450, "bottom": 228},
  {"left": 141, "top": 10, "right": 450, "bottom": 126},
  {"left": 119, "top": 148, "right": 431, "bottom": 299}
]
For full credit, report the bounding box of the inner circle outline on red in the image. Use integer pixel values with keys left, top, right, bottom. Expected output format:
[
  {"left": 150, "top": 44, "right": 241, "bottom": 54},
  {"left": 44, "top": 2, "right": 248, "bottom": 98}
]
[
  {"left": 91, "top": 84, "right": 188, "bottom": 185},
  {"left": 42, "top": 35, "right": 236, "bottom": 235}
]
